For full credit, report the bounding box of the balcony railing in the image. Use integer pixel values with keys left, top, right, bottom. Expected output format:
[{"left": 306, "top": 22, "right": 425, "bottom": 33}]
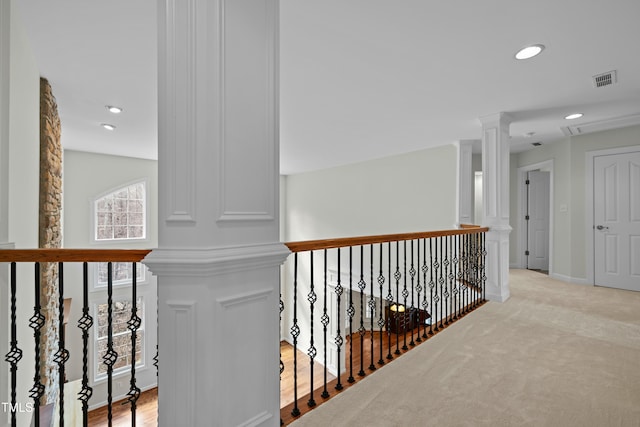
[
  {"left": 280, "top": 226, "right": 488, "bottom": 424},
  {"left": 0, "top": 249, "right": 151, "bottom": 427}
]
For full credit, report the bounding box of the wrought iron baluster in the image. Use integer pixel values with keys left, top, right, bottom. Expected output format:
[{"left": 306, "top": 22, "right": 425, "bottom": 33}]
[
  {"left": 401, "top": 241, "right": 408, "bottom": 351},
  {"left": 78, "top": 263, "right": 93, "bottom": 427},
  {"left": 421, "top": 238, "right": 429, "bottom": 339},
  {"left": 334, "top": 248, "right": 343, "bottom": 391},
  {"left": 443, "top": 237, "right": 451, "bottom": 326},
  {"left": 377, "top": 244, "right": 385, "bottom": 365},
  {"left": 409, "top": 240, "right": 416, "bottom": 347},
  {"left": 368, "top": 245, "right": 376, "bottom": 371},
  {"left": 385, "top": 242, "right": 393, "bottom": 360},
  {"left": 475, "top": 235, "right": 482, "bottom": 307},
  {"left": 438, "top": 237, "right": 445, "bottom": 329},
  {"left": 415, "top": 240, "right": 422, "bottom": 343},
  {"left": 470, "top": 233, "right": 476, "bottom": 306},
  {"left": 482, "top": 233, "right": 488, "bottom": 302},
  {"left": 459, "top": 235, "right": 465, "bottom": 314},
  {"left": 28, "top": 263, "right": 44, "bottom": 427},
  {"left": 449, "top": 236, "right": 459, "bottom": 320},
  {"left": 357, "top": 246, "right": 366, "bottom": 377},
  {"left": 478, "top": 232, "right": 484, "bottom": 306},
  {"left": 279, "top": 287, "right": 284, "bottom": 389},
  {"left": 55, "top": 262, "right": 70, "bottom": 427},
  {"left": 393, "top": 241, "right": 401, "bottom": 355},
  {"left": 104, "top": 262, "right": 117, "bottom": 425},
  {"left": 127, "top": 263, "right": 142, "bottom": 425},
  {"left": 462, "top": 234, "right": 469, "bottom": 314},
  {"left": 5, "top": 262, "right": 22, "bottom": 427},
  {"left": 347, "top": 247, "right": 355, "bottom": 383},
  {"left": 428, "top": 238, "right": 435, "bottom": 336},
  {"left": 279, "top": 286, "right": 284, "bottom": 427},
  {"left": 321, "top": 250, "right": 331, "bottom": 399},
  {"left": 290, "top": 254, "right": 300, "bottom": 417},
  {"left": 307, "top": 252, "right": 316, "bottom": 407}
]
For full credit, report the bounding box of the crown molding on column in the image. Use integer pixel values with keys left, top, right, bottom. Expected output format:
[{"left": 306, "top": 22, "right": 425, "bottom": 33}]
[
  {"left": 144, "top": 242, "right": 290, "bottom": 277},
  {"left": 478, "top": 112, "right": 513, "bottom": 126}
]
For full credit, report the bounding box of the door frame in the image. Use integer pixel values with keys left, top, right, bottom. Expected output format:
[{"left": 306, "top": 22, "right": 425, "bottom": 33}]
[
  {"left": 586, "top": 144, "right": 640, "bottom": 286},
  {"left": 516, "top": 159, "right": 554, "bottom": 272}
]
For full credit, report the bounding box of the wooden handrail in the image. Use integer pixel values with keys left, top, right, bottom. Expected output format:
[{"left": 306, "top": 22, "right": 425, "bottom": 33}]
[
  {"left": 285, "top": 226, "right": 489, "bottom": 253},
  {"left": 0, "top": 248, "right": 152, "bottom": 263}
]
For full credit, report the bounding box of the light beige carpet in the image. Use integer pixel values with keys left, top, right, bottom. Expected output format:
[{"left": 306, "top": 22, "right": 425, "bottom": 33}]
[{"left": 291, "top": 269, "right": 640, "bottom": 427}]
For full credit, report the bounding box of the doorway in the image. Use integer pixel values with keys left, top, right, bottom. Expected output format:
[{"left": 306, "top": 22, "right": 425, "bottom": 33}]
[
  {"left": 526, "top": 170, "right": 550, "bottom": 271},
  {"left": 589, "top": 147, "right": 640, "bottom": 291},
  {"left": 517, "top": 160, "right": 554, "bottom": 274}
]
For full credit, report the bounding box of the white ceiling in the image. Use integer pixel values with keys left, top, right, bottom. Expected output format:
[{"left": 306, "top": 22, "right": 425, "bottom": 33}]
[{"left": 16, "top": 0, "right": 640, "bottom": 175}]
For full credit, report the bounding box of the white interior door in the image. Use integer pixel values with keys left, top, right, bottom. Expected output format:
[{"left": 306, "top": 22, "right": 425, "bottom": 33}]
[
  {"left": 527, "top": 171, "right": 550, "bottom": 270},
  {"left": 594, "top": 151, "right": 640, "bottom": 291}
]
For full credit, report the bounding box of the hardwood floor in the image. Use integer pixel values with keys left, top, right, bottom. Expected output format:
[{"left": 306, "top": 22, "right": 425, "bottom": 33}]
[
  {"left": 87, "top": 388, "right": 157, "bottom": 427},
  {"left": 280, "top": 341, "right": 337, "bottom": 408}
]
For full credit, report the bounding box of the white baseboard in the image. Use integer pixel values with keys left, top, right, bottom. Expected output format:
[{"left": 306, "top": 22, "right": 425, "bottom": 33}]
[{"left": 549, "top": 272, "right": 592, "bottom": 286}]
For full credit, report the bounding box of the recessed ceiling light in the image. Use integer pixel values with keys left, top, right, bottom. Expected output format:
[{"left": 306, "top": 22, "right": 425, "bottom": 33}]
[
  {"left": 564, "top": 113, "right": 583, "bottom": 120},
  {"left": 101, "top": 123, "right": 116, "bottom": 131},
  {"left": 515, "top": 44, "right": 545, "bottom": 60},
  {"left": 106, "top": 105, "right": 123, "bottom": 114}
]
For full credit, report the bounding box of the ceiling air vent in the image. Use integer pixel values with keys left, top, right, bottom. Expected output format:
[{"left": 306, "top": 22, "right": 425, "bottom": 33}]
[{"left": 592, "top": 70, "right": 617, "bottom": 88}]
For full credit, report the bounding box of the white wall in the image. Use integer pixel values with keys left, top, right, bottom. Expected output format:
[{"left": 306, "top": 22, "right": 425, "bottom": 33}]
[
  {"left": 511, "top": 124, "right": 640, "bottom": 283},
  {"left": 62, "top": 150, "right": 158, "bottom": 409},
  {"left": 1, "top": 2, "right": 40, "bottom": 425},
  {"left": 284, "top": 144, "right": 457, "bottom": 242}
]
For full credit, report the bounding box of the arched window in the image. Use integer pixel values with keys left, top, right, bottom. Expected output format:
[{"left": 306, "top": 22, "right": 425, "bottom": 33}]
[{"left": 94, "top": 181, "right": 146, "bottom": 241}]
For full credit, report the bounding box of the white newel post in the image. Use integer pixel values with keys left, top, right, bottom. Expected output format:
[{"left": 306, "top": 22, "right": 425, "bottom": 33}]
[
  {"left": 479, "top": 113, "right": 512, "bottom": 302},
  {"left": 144, "top": 1, "right": 289, "bottom": 426}
]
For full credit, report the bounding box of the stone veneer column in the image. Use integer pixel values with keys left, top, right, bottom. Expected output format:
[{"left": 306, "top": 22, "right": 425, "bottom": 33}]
[
  {"left": 480, "top": 113, "right": 512, "bottom": 302},
  {"left": 144, "top": 1, "right": 288, "bottom": 426},
  {"left": 38, "top": 77, "right": 62, "bottom": 403}
]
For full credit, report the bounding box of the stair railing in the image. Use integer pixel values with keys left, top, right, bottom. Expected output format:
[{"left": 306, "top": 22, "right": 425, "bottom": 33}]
[
  {"left": 0, "top": 249, "right": 151, "bottom": 427},
  {"left": 280, "top": 226, "right": 488, "bottom": 424}
]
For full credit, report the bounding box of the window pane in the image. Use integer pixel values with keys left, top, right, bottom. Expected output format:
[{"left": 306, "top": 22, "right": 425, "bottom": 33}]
[
  {"left": 128, "top": 226, "right": 144, "bottom": 239},
  {"left": 96, "top": 198, "right": 113, "bottom": 212},
  {"left": 97, "top": 226, "right": 113, "bottom": 240},
  {"left": 129, "top": 200, "right": 144, "bottom": 212},
  {"left": 128, "top": 212, "right": 143, "bottom": 226},
  {"left": 114, "top": 226, "right": 128, "bottom": 239},
  {"left": 97, "top": 212, "right": 112, "bottom": 226},
  {"left": 94, "top": 182, "right": 146, "bottom": 241}
]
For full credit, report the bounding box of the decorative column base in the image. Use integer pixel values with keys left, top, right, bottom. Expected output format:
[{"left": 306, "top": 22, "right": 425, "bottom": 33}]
[
  {"left": 145, "top": 243, "right": 290, "bottom": 427},
  {"left": 484, "top": 226, "right": 511, "bottom": 302}
]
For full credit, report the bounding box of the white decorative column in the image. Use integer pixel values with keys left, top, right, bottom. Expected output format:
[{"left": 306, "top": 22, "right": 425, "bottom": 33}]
[
  {"left": 455, "top": 140, "right": 475, "bottom": 227},
  {"left": 479, "top": 113, "right": 512, "bottom": 302},
  {"left": 144, "top": 1, "right": 289, "bottom": 426},
  {"left": 0, "top": 0, "right": 10, "bottom": 243},
  {"left": 0, "top": 0, "right": 11, "bottom": 418}
]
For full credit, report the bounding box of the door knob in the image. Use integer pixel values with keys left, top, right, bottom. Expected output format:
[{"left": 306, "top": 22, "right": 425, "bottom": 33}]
[{"left": 596, "top": 225, "right": 609, "bottom": 230}]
